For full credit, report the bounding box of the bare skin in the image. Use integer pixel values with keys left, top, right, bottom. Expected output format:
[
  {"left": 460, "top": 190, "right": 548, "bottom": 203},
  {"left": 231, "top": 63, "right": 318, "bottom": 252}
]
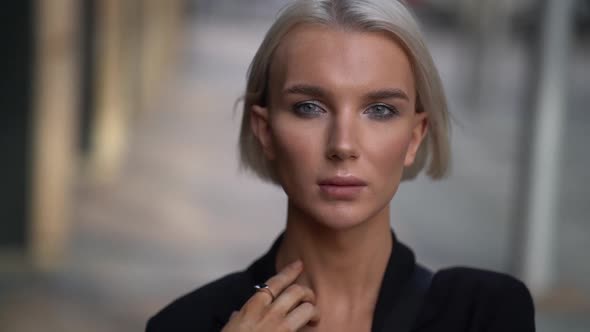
[
  {"left": 276, "top": 203, "right": 392, "bottom": 331},
  {"left": 221, "top": 261, "right": 320, "bottom": 332},
  {"left": 223, "top": 23, "right": 427, "bottom": 331}
]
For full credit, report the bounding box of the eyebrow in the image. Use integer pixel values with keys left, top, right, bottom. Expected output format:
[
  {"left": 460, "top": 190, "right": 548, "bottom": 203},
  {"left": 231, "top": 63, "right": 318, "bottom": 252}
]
[
  {"left": 365, "top": 88, "right": 410, "bottom": 102},
  {"left": 284, "top": 84, "right": 327, "bottom": 98},
  {"left": 284, "top": 84, "right": 410, "bottom": 102}
]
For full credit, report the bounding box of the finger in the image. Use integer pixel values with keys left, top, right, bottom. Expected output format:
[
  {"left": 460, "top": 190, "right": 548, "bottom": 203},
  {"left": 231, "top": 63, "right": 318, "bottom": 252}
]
[
  {"left": 268, "top": 284, "right": 316, "bottom": 315},
  {"left": 243, "top": 260, "right": 303, "bottom": 314},
  {"left": 253, "top": 260, "right": 303, "bottom": 306},
  {"left": 284, "top": 302, "right": 319, "bottom": 331},
  {"left": 266, "top": 260, "right": 303, "bottom": 297}
]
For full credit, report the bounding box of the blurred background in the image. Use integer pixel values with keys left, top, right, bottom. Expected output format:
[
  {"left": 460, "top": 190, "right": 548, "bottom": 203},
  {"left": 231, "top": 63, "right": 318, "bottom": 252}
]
[{"left": 0, "top": 0, "right": 588, "bottom": 331}]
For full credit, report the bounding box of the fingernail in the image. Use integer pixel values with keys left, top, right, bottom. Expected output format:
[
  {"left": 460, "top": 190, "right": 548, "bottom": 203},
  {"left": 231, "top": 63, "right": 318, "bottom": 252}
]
[{"left": 290, "top": 260, "right": 302, "bottom": 270}]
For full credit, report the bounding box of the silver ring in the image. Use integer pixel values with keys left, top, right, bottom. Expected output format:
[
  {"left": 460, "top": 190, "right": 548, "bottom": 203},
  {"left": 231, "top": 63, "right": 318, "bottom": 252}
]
[{"left": 254, "top": 283, "right": 276, "bottom": 301}]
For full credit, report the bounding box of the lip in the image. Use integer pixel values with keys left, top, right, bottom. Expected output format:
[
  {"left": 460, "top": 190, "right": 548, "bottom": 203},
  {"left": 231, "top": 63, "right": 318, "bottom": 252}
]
[
  {"left": 318, "top": 176, "right": 367, "bottom": 200},
  {"left": 318, "top": 176, "right": 367, "bottom": 186}
]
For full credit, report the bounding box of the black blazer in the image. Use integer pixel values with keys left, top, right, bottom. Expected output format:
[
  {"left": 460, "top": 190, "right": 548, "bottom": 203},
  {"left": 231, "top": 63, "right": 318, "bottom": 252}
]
[{"left": 147, "top": 232, "right": 535, "bottom": 331}]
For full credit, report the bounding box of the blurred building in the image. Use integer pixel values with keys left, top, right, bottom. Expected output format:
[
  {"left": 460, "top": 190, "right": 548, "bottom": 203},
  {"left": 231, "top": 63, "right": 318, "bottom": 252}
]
[{"left": 1, "top": 0, "right": 185, "bottom": 272}]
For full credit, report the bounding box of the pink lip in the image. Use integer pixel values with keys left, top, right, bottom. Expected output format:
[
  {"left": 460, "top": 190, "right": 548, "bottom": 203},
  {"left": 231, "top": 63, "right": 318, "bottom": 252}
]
[
  {"left": 318, "top": 176, "right": 367, "bottom": 200},
  {"left": 318, "top": 176, "right": 367, "bottom": 186}
]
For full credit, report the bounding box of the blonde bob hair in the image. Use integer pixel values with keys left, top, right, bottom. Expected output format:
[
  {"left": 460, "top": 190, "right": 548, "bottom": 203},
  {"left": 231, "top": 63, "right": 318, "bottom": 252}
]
[{"left": 239, "top": 0, "right": 450, "bottom": 183}]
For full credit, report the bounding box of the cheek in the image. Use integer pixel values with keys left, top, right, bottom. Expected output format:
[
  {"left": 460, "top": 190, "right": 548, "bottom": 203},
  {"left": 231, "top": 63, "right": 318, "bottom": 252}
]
[
  {"left": 368, "top": 128, "right": 412, "bottom": 179},
  {"left": 272, "top": 119, "right": 323, "bottom": 181}
]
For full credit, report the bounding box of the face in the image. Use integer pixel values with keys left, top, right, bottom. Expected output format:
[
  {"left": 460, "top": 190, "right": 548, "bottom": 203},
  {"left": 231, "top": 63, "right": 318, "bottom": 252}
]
[{"left": 251, "top": 24, "right": 427, "bottom": 230}]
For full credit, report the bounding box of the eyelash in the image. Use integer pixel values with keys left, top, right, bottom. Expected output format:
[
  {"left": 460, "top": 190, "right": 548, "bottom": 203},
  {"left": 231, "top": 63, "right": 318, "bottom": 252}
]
[
  {"left": 364, "top": 103, "right": 399, "bottom": 120},
  {"left": 292, "top": 101, "right": 325, "bottom": 118},
  {"left": 292, "top": 102, "right": 399, "bottom": 120}
]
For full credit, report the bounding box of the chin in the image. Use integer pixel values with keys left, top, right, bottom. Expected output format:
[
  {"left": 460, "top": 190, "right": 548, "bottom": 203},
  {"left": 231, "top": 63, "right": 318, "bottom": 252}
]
[
  {"left": 287, "top": 186, "right": 391, "bottom": 231},
  {"left": 308, "top": 204, "right": 379, "bottom": 231}
]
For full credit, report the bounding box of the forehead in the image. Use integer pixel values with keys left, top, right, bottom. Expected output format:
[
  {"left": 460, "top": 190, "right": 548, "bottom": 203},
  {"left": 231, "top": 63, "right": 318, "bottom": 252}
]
[{"left": 269, "top": 24, "right": 415, "bottom": 99}]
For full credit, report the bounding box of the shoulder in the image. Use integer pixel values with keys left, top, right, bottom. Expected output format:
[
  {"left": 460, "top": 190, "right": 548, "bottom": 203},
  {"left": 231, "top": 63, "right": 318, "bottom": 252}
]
[
  {"left": 146, "top": 271, "right": 252, "bottom": 332},
  {"left": 433, "top": 266, "right": 532, "bottom": 297},
  {"left": 431, "top": 266, "right": 535, "bottom": 310},
  {"left": 421, "top": 267, "right": 535, "bottom": 331}
]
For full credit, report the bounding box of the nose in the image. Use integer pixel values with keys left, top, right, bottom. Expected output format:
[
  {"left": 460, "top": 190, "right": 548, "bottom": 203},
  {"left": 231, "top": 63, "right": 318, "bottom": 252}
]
[{"left": 326, "top": 113, "right": 359, "bottom": 161}]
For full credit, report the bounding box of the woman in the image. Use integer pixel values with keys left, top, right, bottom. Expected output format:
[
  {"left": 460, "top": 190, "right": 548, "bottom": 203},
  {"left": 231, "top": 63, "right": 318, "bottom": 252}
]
[{"left": 147, "top": 0, "right": 535, "bottom": 331}]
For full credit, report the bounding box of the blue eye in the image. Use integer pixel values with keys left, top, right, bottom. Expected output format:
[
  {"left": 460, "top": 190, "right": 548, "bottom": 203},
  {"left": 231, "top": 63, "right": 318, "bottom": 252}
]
[
  {"left": 364, "top": 104, "right": 398, "bottom": 120},
  {"left": 293, "top": 102, "right": 325, "bottom": 118}
]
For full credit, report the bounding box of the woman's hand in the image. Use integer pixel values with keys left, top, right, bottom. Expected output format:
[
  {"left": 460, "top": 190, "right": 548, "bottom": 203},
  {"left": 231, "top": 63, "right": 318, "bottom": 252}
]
[{"left": 221, "top": 260, "right": 320, "bottom": 332}]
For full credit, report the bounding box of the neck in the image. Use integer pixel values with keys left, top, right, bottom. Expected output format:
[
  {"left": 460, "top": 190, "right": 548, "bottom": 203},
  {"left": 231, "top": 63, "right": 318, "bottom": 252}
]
[{"left": 276, "top": 201, "right": 393, "bottom": 312}]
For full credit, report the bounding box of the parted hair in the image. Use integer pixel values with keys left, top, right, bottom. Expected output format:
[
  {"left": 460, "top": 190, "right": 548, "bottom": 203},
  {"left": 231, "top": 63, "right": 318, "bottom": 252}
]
[{"left": 238, "top": 0, "right": 450, "bottom": 183}]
